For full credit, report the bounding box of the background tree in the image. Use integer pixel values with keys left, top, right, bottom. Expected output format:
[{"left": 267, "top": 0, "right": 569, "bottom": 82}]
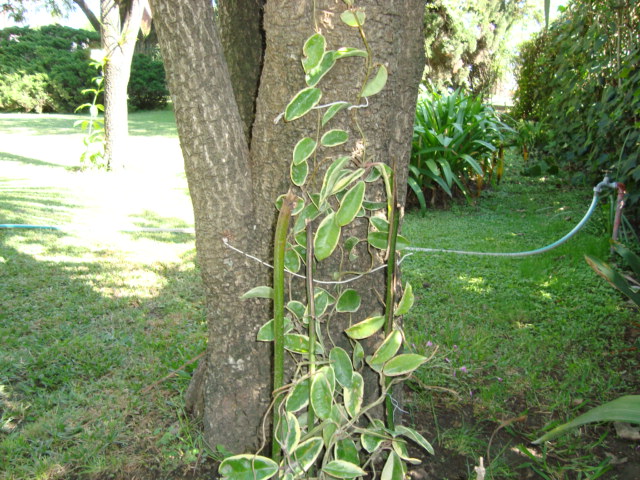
[{"left": 148, "top": 0, "right": 424, "bottom": 452}]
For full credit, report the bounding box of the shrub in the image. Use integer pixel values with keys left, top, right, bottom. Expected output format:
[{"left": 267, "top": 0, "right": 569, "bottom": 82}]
[
  {"left": 0, "top": 24, "right": 98, "bottom": 112},
  {"left": 409, "top": 86, "right": 512, "bottom": 211},
  {"left": 128, "top": 52, "right": 169, "bottom": 111},
  {"left": 512, "top": 0, "right": 639, "bottom": 228}
]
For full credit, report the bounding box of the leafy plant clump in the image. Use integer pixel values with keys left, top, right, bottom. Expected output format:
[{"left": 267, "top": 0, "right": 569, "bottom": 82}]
[
  {"left": 128, "top": 52, "right": 169, "bottom": 111},
  {"left": 512, "top": 0, "right": 640, "bottom": 227},
  {"left": 75, "top": 59, "right": 106, "bottom": 169},
  {"left": 219, "top": 4, "right": 433, "bottom": 479},
  {"left": 409, "top": 86, "right": 512, "bottom": 211},
  {"left": 0, "top": 25, "right": 99, "bottom": 113}
]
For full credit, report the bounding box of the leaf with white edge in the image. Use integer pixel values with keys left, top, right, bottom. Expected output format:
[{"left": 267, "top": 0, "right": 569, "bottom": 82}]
[
  {"left": 320, "top": 156, "right": 351, "bottom": 203},
  {"left": 322, "top": 421, "right": 338, "bottom": 448},
  {"left": 311, "top": 369, "right": 334, "bottom": 420},
  {"left": 284, "top": 245, "right": 301, "bottom": 273},
  {"left": 329, "top": 347, "right": 353, "bottom": 388},
  {"left": 334, "top": 47, "right": 368, "bottom": 59},
  {"left": 394, "top": 283, "right": 414, "bottom": 316},
  {"left": 293, "top": 137, "right": 317, "bottom": 165},
  {"left": 392, "top": 439, "right": 421, "bottom": 465},
  {"left": 292, "top": 437, "right": 324, "bottom": 474},
  {"left": 276, "top": 412, "right": 300, "bottom": 454},
  {"left": 361, "top": 422, "right": 386, "bottom": 453},
  {"left": 218, "top": 454, "right": 278, "bottom": 480},
  {"left": 345, "top": 315, "right": 385, "bottom": 340},
  {"left": 383, "top": 354, "right": 428, "bottom": 376},
  {"left": 313, "top": 287, "right": 335, "bottom": 317},
  {"left": 331, "top": 168, "right": 365, "bottom": 195},
  {"left": 241, "top": 286, "right": 273, "bottom": 299},
  {"left": 395, "top": 425, "right": 435, "bottom": 455},
  {"left": 352, "top": 341, "right": 365, "bottom": 368},
  {"left": 290, "top": 158, "right": 309, "bottom": 187},
  {"left": 305, "top": 51, "right": 337, "bottom": 87},
  {"left": 335, "top": 438, "right": 360, "bottom": 466},
  {"left": 340, "top": 9, "right": 365, "bottom": 27},
  {"left": 322, "top": 460, "right": 367, "bottom": 479},
  {"left": 362, "top": 64, "right": 388, "bottom": 97},
  {"left": 336, "top": 181, "right": 365, "bottom": 227},
  {"left": 284, "top": 87, "right": 322, "bottom": 122},
  {"left": 257, "top": 318, "right": 293, "bottom": 342},
  {"left": 285, "top": 333, "right": 323, "bottom": 355},
  {"left": 321, "top": 129, "right": 349, "bottom": 147},
  {"left": 369, "top": 216, "right": 389, "bottom": 232},
  {"left": 286, "top": 300, "right": 306, "bottom": 319},
  {"left": 344, "top": 372, "right": 363, "bottom": 418},
  {"left": 344, "top": 236, "right": 360, "bottom": 261},
  {"left": 293, "top": 201, "right": 320, "bottom": 234},
  {"left": 381, "top": 451, "right": 404, "bottom": 480},
  {"left": 302, "top": 33, "right": 325, "bottom": 73},
  {"left": 336, "top": 289, "right": 361, "bottom": 313},
  {"left": 367, "top": 231, "right": 410, "bottom": 250},
  {"left": 368, "top": 330, "right": 403, "bottom": 371},
  {"left": 314, "top": 212, "right": 341, "bottom": 261},
  {"left": 322, "top": 101, "right": 350, "bottom": 126},
  {"left": 285, "top": 379, "right": 310, "bottom": 412}
]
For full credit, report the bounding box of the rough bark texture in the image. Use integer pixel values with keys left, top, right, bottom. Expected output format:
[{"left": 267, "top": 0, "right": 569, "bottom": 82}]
[
  {"left": 150, "top": 0, "right": 423, "bottom": 452},
  {"left": 101, "top": 0, "right": 145, "bottom": 170}
]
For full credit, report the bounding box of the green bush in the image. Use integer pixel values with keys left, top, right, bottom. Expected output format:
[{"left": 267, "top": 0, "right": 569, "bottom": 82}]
[
  {"left": 512, "top": 0, "right": 639, "bottom": 227},
  {"left": 409, "top": 86, "right": 511, "bottom": 211},
  {"left": 0, "top": 24, "right": 99, "bottom": 113},
  {"left": 128, "top": 52, "right": 169, "bottom": 111}
]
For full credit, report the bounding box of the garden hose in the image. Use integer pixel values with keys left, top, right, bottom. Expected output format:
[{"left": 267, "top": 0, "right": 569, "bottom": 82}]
[{"left": 0, "top": 176, "right": 621, "bottom": 260}]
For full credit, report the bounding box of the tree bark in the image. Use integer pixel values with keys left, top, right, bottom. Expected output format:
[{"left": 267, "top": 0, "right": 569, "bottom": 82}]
[
  {"left": 150, "top": 0, "right": 423, "bottom": 452},
  {"left": 101, "top": 0, "right": 145, "bottom": 170}
]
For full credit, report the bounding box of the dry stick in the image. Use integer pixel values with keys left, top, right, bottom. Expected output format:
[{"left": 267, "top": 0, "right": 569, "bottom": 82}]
[
  {"left": 141, "top": 352, "right": 205, "bottom": 394},
  {"left": 305, "top": 219, "right": 317, "bottom": 432},
  {"left": 486, "top": 414, "right": 528, "bottom": 469}
]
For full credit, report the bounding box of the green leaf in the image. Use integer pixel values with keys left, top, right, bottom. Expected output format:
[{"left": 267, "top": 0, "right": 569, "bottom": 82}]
[
  {"left": 287, "top": 300, "right": 306, "bottom": 320},
  {"left": 314, "top": 212, "right": 341, "bottom": 261},
  {"left": 586, "top": 255, "right": 640, "bottom": 307},
  {"left": 336, "top": 289, "right": 361, "bottom": 313},
  {"left": 290, "top": 158, "right": 309, "bottom": 186},
  {"left": 334, "top": 47, "right": 368, "bottom": 60},
  {"left": 344, "top": 236, "right": 360, "bottom": 262},
  {"left": 352, "top": 341, "right": 365, "bottom": 369},
  {"left": 345, "top": 315, "right": 385, "bottom": 340},
  {"left": 344, "top": 372, "right": 363, "bottom": 418},
  {"left": 361, "top": 420, "right": 386, "bottom": 452},
  {"left": 329, "top": 347, "right": 353, "bottom": 388},
  {"left": 383, "top": 354, "right": 428, "bottom": 376},
  {"left": 368, "top": 330, "right": 403, "bottom": 371},
  {"left": 335, "top": 438, "right": 360, "bottom": 466},
  {"left": 257, "top": 318, "right": 293, "bottom": 341},
  {"left": 305, "top": 51, "right": 337, "bottom": 87},
  {"left": 320, "top": 156, "right": 351, "bottom": 203},
  {"left": 533, "top": 395, "right": 640, "bottom": 444},
  {"left": 284, "top": 87, "right": 322, "bottom": 122},
  {"left": 321, "top": 129, "right": 349, "bottom": 147},
  {"left": 293, "top": 201, "right": 320, "bottom": 234},
  {"left": 395, "top": 425, "right": 435, "bottom": 455},
  {"left": 292, "top": 437, "right": 324, "bottom": 474},
  {"left": 284, "top": 247, "right": 301, "bottom": 274},
  {"left": 276, "top": 411, "right": 301, "bottom": 454},
  {"left": 369, "top": 216, "right": 389, "bottom": 232},
  {"left": 218, "top": 454, "right": 278, "bottom": 480},
  {"left": 392, "top": 439, "right": 421, "bottom": 464},
  {"left": 322, "top": 421, "right": 338, "bottom": 448},
  {"left": 293, "top": 137, "right": 317, "bottom": 165},
  {"left": 336, "top": 181, "right": 365, "bottom": 227},
  {"left": 322, "top": 460, "right": 367, "bottom": 479},
  {"left": 394, "top": 283, "right": 414, "bottom": 316},
  {"left": 241, "top": 286, "right": 274, "bottom": 299},
  {"left": 381, "top": 451, "right": 404, "bottom": 480},
  {"left": 331, "top": 168, "right": 365, "bottom": 195},
  {"left": 367, "top": 231, "right": 410, "bottom": 250},
  {"left": 313, "top": 287, "right": 335, "bottom": 317},
  {"left": 311, "top": 368, "right": 335, "bottom": 420},
  {"left": 302, "top": 33, "right": 326, "bottom": 73},
  {"left": 285, "top": 379, "right": 310, "bottom": 412},
  {"left": 285, "top": 333, "right": 323, "bottom": 355},
  {"left": 361, "top": 65, "right": 387, "bottom": 97},
  {"left": 322, "top": 102, "right": 350, "bottom": 126},
  {"left": 340, "top": 9, "right": 365, "bottom": 27}
]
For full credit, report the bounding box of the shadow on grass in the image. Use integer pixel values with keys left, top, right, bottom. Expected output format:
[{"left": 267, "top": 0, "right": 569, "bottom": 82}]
[
  {"left": 0, "top": 114, "right": 80, "bottom": 136},
  {"left": 0, "top": 230, "right": 206, "bottom": 477},
  {"left": 126, "top": 210, "right": 195, "bottom": 244},
  {"left": 0, "top": 151, "right": 68, "bottom": 170}
]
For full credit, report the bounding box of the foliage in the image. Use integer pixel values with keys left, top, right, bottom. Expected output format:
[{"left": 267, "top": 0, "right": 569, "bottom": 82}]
[
  {"left": 423, "top": 0, "right": 537, "bottom": 97},
  {"left": 409, "top": 86, "right": 512, "bottom": 210},
  {"left": 219, "top": 8, "right": 433, "bottom": 479},
  {"left": 74, "top": 58, "right": 106, "bottom": 169},
  {"left": 0, "top": 24, "right": 99, "bottom": 113},
  {"left": 128, "top": 52, "right": 169, "bottom": 111},
  {"left": 512, "top": 0, "right": 640, "bottom": 226}
]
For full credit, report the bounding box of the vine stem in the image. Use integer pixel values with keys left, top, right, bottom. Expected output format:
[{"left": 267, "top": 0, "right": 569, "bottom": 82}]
[
  {"left": 305, "top": 219, "right": 317, "bottom": 432},
  {"left": 272, "top": 190, "right": 297, "bottom": 461}
]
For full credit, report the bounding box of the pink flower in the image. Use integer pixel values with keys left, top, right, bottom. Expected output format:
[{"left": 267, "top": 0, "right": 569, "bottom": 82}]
[{"left": 459, "top": 366, "right": 468, "bottom": 374}]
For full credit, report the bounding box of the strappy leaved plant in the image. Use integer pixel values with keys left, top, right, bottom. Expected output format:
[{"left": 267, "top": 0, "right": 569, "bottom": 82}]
[{"left": 219, "top": 3, "right": 433, "bottom": 479}]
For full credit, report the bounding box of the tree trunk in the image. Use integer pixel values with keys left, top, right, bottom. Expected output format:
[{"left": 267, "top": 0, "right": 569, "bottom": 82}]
[
  {"left": 101, "top": 0, "right": 145, "bottom": 170},
  {"left": 150, "top": 0, "right": 423, "bottom": 453}
]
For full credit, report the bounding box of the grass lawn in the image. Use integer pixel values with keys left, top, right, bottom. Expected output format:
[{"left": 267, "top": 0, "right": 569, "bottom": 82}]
[{"left": 1, "top": 111, "right": 638, "bottom": 479}]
